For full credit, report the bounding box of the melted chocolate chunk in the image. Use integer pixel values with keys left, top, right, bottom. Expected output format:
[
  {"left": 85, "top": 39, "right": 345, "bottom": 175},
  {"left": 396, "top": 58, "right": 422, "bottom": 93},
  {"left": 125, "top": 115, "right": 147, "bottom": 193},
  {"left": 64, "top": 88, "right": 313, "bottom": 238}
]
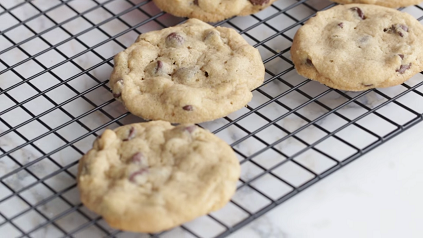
[
  {"left": 82, "top": 164, "right": 90, "bottom": 174},
  {"left": 399, "top": 24, "right": 408, "bottom": 32},
  {"left": 184, "top": 125, "right": 197, "bottom": 133},
  {"left": 123, "top": 127, "right": 136, "bottom": 141},
  {"left": 306, "top": 58, "right": 313, "bottom": 66},
  {"left": 131, "top": 152, "right": 144, "bottom": 163},
  {"left": 113, "top": 93, "right": 121, "bottom": 99},
  {"left": 384, "top": 24, "right": 409, "bottom": 37},
  {"left": 338, "top": 22, "right": 344, "bottom": 28},
  {"left": 182, "top": 105, "right": 193, "bottom": 111},
  {"left": 155, "top": 61, "right": 163, "bottom": 74},
  {"left": 129, "top": 168, "right": 148, "bottom": 182},
  {"left": 172, "top": 67, "right": 198, "bottom": 83},
  {"left": 398, "top": 54, "right": 404, "bottom": 60},
  {"left": 250, "top": 0, "right": 270, "bottom": 5},
  {"left": 351, "top": 7, "right": 365, "bottom": 20},
  {"left": 166, "top": 32, "right": 184, "bottom": 47},
  {"left": 396, "top": 63, "right": 411, "bottom": 74},
  {"left": 359, "top": 35, "right": 371, "bottom": 44},
  {"left": 204, "top": 30, "right": 216, "bottom": 41}
]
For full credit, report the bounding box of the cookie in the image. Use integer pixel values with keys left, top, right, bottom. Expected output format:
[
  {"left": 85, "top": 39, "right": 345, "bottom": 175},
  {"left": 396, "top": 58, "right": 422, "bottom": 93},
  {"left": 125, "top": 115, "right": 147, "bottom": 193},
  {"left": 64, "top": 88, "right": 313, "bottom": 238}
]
[
  {"left": 77, "top": 121, "right": 240, "bottom": 233},
  {"left": 110, "top": 18, "right": 264, "bottom": 123},
  {"left": 291, "top": 4, "right": 423, "bottom": 91},
  {"left": 331, "top": 0, "right": 422, "bottom": 8},
  {"left": 152, "top": 0, "right": 278, "bottom": 22}
]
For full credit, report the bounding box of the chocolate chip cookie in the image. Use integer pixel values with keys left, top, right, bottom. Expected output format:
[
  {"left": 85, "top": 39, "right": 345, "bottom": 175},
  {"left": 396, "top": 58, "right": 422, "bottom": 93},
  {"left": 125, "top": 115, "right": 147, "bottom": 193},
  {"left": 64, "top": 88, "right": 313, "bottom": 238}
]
[
  {"left": 331, "top": 0, "right": 422, "bottom": 8},
  {"left": 110, "top": 18, "right": 264, "bottom": 123},
  {"left": 152, "top": 0, "right": 277, "bottom": 22},
  {"left": 77, "top": 121, "right": 240, "bottom": 233},
  {"left": 291, "top": 4, "right": 423, "bottom": 91}
]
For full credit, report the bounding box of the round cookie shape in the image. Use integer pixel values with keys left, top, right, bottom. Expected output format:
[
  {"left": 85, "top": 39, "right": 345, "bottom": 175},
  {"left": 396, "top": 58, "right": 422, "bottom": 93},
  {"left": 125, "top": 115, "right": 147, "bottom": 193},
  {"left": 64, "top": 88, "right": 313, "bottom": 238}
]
[
  {"left": 110, "top": 18, "right": 264, "bottom": 123},
  {"left": 77, "top": 121, "right": 240, "bottom": 233},
  {"left": 152, "top": 0, "right": 278, "bottom": 22},
  {"left": 331, "top": 0, "right": 422, "bottom": 8},
  {"left": 291, "top": 4, "right": 423, "bottom": 91}
]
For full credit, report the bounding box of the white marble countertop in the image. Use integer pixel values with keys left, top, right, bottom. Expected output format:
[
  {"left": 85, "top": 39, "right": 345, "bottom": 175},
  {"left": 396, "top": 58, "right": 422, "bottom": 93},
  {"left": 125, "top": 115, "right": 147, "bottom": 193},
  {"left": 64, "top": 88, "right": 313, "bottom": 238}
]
[
  {"left": 1, "top": 0, "right": 423, "bottom": 237},
  {"left": 231, "top": 121, "right": 423, "bottom": 238}
]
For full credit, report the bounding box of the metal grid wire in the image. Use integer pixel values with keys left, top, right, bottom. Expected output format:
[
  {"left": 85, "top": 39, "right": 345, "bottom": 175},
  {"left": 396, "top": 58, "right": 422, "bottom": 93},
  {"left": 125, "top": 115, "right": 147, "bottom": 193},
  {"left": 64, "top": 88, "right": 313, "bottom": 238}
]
[{"left": 1, "top": 0, "right": 423, "bottom": 237}]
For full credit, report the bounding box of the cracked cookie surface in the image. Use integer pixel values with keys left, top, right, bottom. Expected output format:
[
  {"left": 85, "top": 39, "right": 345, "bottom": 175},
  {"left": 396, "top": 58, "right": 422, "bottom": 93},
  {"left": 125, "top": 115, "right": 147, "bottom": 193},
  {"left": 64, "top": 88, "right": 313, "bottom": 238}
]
[
  {"left": 152, "top": 0, "right": 278, "bottom": 22},
  {"left": 331, "top": 0, "right": 422, "bottom": 8},
  {"left": 291, "top": 4, "right": 423, "bottom": 91},
  {"left": 77, "top": 121, "right": 240, "bottom": 233},
  {"left": 110, "top": 18, "right": 264, "bottom": 123}
]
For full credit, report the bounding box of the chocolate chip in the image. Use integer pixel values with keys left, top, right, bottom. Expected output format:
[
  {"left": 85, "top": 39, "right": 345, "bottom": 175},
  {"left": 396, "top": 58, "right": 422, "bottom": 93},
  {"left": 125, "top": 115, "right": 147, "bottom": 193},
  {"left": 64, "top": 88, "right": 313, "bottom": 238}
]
[
  {"left": 182, "top": 105, "right": 193, "bottom": 111},
  {"left": 193, "top": 0, "right": 198, "bottom": 5},
  {"left": 306, "top": 59, "right": 313, "bottom": 66},
  {"left": 398, "top": 54, "right": 404, "bottom": 60},
  {"left": 123, "top": 127, "right": 136, "bottom": 141},
  {"left": 204, "top": 31, "right": 215, "bottom": 41},
  {"left": 395, "top": 24, "right": 408, "bottom": 37},
  {"left": 384, "top": 24, "right": 409, "bottom": 37},
  {"left": 82, "top": 164, "right": 90, "bottom": 174},
  {"left": 396, "top": 63, "right": 411, "bottom": 74},
  {"left": 250, "top": 0, "right": 270, "bottom": 5},
  {"left": 113, "top": 93, "right": 121, "bottom": 99},
  {"left": 184, "top": 125, "right": 197, "bottom": 133},
  {"left": 338, "top": 22, "right": 344, "bottom": 28},
  {"left": 359, "top": 35, "right": 371, "bottom": 44},
  {"left": 155, "top": 61, "right": 163, "bottom": 74},
  {"left": 131, "top": 152, "right": 144, "bottom": 163},
  {"left": 203, "top": 29, "right": 224, "bottom": 44},
  {"left": 172, "top": 67, "right": 198, "bottom": 83},
  {"left": 399, "top": 24, "right": 408, "bottom": 32},
  {"left": 129, "top": 168, "right": 148, "bottom": 182},
  {"left": 205, "top": 71, "right": 209, "bottom": 77},
  {"left": 166, "top": 32, "right": 184, "bottom": 47},
  {"left": 351, "top": 7, "right": 365, "bottom": 20},
  {"left": 116, "top": 80, "right": 124, "bottom": 90},
  {"left": 362, "top": 83, "right": 373, "bottom": 87}
]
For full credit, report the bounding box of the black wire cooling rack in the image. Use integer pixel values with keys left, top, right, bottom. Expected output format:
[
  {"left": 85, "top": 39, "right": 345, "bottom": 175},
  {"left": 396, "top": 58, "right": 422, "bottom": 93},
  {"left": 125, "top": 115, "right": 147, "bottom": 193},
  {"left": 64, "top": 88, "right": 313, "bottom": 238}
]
[{"left": 1, "top": 0, "right": 423, "bottom": 237}]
